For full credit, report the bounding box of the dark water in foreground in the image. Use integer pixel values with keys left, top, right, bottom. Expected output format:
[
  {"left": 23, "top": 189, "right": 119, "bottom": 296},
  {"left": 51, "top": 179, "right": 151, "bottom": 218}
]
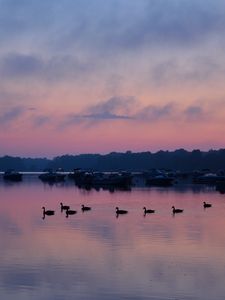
[{"left": 1, "top": 177, "right": 225, "bottom": 300}]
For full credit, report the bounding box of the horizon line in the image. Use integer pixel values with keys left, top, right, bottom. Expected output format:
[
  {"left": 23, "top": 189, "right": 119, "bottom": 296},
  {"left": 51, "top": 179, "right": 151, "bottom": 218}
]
[{"left": 1, "top": 147, "right": 225, "bottom": 160}]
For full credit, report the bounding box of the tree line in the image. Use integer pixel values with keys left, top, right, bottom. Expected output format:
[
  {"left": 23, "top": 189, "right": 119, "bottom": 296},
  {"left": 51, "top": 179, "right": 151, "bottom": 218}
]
[{"left": 1, "top": 149, "right": 225, "bottom": 172}]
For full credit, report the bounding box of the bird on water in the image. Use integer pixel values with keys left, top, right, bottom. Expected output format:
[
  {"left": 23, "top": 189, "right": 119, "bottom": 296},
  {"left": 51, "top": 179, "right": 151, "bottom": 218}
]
[
  {"left": 116, "top": 207, "right": 128, "bottom": 214},
  {"left": 172, "top": 206, "right": 183, "bottom": 214},
  {"left": 81, "top": 204, "right": 91, "bottom": 211},
  {"left": 66, "top": 208, "right": 77, "bottom": 217},
  {"left": 60, "top": 202, "right": 70, "bottom": 211},
  {"left": 42, "top": 207, "right": 55, "bottom": 219},
  {"left": 143, "top": 207, "right": 155, "bottom": 214},
  {"left": 203, "top": 201, "right": 212, "bottom": 208}
]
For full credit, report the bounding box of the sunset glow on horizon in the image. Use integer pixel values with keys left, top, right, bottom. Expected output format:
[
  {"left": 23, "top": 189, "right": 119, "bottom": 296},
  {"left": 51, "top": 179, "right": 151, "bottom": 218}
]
[{"left": 1, "top": 0, "right": 225, "bottom": 157}]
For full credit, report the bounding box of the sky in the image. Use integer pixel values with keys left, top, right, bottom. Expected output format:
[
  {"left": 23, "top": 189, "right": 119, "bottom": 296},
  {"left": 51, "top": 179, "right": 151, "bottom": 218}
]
[{"left": 1, "top": 0, "right": 225, "bottom": 157}]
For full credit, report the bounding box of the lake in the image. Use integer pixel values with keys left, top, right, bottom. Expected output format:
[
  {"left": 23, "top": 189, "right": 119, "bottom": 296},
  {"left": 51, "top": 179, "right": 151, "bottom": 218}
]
[{"left": 0, "top": 176, "right": 225, "bottom": 300}]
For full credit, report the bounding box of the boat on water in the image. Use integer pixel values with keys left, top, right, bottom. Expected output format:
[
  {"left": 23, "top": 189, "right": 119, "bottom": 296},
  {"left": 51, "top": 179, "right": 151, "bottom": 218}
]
[
  {"left": 144, "top": 169, "right": 174, "bottom": 187},
  {"left": 3, "top": 170, "right": 23, "bottom": 182},
  {"left": 145, "top": 175, "right": 174, "bottom": 187},
  {"left": 92, "top": 172, "right": 132, "bottom": 188},
  {"left": 216, "top": 180, "right": 225, "bottom": 194},
  {"left": 69, "top": 169, "right": 132, "bottom": 189},
  {"left": 39, "top": 171, "right": 65, "bottom": 183},
  {"left": 68, "top": 169, "right": 87, "bottom": 181},
  {"left": 193, "top": 173, "right": 225, "bottom": 184}
]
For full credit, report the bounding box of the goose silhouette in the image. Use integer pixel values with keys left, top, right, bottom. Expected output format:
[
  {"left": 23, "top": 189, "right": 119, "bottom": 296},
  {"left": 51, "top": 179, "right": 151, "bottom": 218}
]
[
  {"left": 60, "top": 202, "right": 70, "bottom": 211},
  {"left": 116, "top": 207, "right": 128, "bottom": 214},
  {"left": 203, "top": 201, "right": 212, "bottom": 208},
  {"left": 81, "top": 204, "right": 91, "bottom": 211},
  {"left": 42, "top": 207, "right": 55, "bottom": 219},
  {"left": 143, "top": 207, "right": 155, "bottom": 214},
  {"left": 172, "top": 206, "right": 183, "bottom": 214},
  {"left": 66, "top": 208, "right": 77, "bottom": 217}
]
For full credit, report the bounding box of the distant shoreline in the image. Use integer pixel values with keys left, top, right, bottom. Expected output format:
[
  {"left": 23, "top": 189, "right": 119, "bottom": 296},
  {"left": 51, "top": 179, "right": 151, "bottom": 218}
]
[{"left": 0, "top": 149, "right": 225, "bottom": 172}]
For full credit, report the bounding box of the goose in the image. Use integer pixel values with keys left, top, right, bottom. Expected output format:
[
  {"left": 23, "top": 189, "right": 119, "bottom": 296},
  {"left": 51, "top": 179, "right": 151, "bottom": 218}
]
[
  {"left": 60, "top": 202, "right": 70, "bottom": 211},
  {"left": 143, "top": 207, "right": 155, "bottom": 214},
  {"left": 172, "top": 206, "right": 183, "bottom": 214},
  {"left": 42, "top": 207, "right": 55, "bottom": 216},
  {"left": 203, "top": 201, "right": 212, "bottom": 208},
  {"left": 81, "top": 204, "right": 91, "bottom": 211},
  {"left": 116, "top": 207, "right": 128, "bottom": 214},
  {"left": 66, "top": 208, "right": 77, "bottom": 217}
]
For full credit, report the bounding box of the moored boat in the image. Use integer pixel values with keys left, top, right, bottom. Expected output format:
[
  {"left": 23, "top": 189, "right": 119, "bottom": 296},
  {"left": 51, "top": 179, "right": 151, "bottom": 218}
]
[
  {"left": 39, "top": 171, "right": 65, "bottom": 183},
  {"left": 193, "top": 173, "right": 225, "bottom": 184},
  {"left": 92, "top": 172, "right": 132, "bottom": 188},
  {"left": 146, "top": 175, "right": 174, "bottom": 187},
  {"left": 69, "top": 170, "right": 132, "bottom": 189},
  {"left": 3, "top": 170, "right": 23, "bottom": 182},
  {"left": 216, "top": 180, "right": 225, "bottom": 194}
]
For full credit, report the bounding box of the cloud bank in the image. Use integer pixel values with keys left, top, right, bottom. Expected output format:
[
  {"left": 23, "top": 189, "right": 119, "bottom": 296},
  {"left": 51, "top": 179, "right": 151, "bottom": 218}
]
[{"left": 0, "top": 0, "right": 225, "bottom": 155}]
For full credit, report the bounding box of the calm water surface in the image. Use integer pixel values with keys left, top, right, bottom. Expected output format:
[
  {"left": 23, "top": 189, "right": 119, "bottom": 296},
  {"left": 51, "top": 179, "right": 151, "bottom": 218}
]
[{"left": 1, "top": 176, "right": 225, "bottom": 300}]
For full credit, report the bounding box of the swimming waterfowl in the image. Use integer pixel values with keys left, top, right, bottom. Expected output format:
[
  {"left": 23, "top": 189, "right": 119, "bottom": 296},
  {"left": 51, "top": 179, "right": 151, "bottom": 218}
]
[
  {"left": 116, "top": 207, "right": 128, "bottom": 214},
  {"left": 66, "top": 208, "right": 77, "bottom": 217},
  {"left": 60, "top": 202, "right": 70, "bottom": 211},
  {"left": 203, "top": 201, "right": 212, "bottom": 208},
  {"left": 42, "top": 207, "right": 55, "bottom": 216},
  {"left": 172, "top": 206, "right": 183, "bottom": 214},
  {"left": 81, "top": 204, "right": 91, "bottom": 211},
  {"left": 143, "top": 207, "right": 155, "bottom": 214}
]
